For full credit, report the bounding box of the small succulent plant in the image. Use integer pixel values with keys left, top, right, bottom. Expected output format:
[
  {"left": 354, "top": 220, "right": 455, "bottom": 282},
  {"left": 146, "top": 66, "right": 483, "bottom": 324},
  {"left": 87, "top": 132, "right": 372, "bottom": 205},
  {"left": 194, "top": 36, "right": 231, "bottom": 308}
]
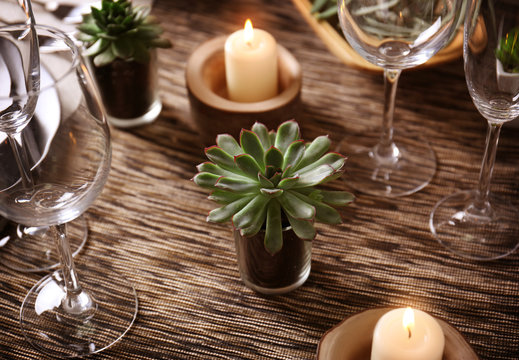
[
  {"left": 194, "top": 121, "right": 354, "bottom": 255},
  {"left": 77, "top": 0, "right": 171, "bottom": 67},
  {"left": 496, "top": 27, "right": 519, "bottom": 73}
]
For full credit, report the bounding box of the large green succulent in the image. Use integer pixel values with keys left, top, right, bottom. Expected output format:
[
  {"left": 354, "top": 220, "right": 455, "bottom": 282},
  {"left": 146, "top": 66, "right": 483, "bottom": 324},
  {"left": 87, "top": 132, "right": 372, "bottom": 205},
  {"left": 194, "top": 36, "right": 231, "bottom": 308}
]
[
  {"left": 77, "top": 0, "right": 171, "bottom": 67},
  {"left": 194, "top": 121, "right": 354, "bottom": 255}
]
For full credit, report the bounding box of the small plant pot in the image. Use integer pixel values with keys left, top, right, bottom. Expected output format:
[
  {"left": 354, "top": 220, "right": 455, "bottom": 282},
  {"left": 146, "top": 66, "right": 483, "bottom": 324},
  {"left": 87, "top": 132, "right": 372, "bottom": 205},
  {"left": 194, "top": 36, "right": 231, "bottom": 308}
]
[
  {"left": 234, "top": 227, "right": 311, "bottom": 295},
  {"left": 496, "top": 59, "right": 519, "bottom": 128},
  {"left": 496, "top": 59, "right": 519, "bottom": 94},
  {"left": 91, "top": 49, "right": 161, "bottom": 128}
]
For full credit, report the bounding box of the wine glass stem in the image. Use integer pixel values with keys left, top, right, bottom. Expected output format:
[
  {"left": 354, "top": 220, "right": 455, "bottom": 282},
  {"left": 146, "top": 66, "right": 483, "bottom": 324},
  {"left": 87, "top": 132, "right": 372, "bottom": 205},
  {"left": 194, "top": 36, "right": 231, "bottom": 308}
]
[
  {"left": 53, "top": 224, "right": 97, "bottom": 317},
  {"left": 7, "top": 133, "right": 34, "bottom": 189},
  {"left": 474, "top": 122, "right": 502, "bottom": 212},
  {"left": 55, "top": 224, "right": 81, "bottom": 292},
  {"left": 374, "top": 68, "right": 402, "bottom": 162}
]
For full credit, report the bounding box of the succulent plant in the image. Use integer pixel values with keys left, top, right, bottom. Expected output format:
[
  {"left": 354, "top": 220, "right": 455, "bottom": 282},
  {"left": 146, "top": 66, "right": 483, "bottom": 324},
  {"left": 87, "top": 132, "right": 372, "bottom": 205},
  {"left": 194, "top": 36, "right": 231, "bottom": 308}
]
[
  {"left": 77, "top": 0, "right": 171, "bottom": 67},
  {"left": 496, "top": 27, "right": 519, "bottom": 73},
  {"left": 193, "top": 121, "right": 354, "bottom": 255}
]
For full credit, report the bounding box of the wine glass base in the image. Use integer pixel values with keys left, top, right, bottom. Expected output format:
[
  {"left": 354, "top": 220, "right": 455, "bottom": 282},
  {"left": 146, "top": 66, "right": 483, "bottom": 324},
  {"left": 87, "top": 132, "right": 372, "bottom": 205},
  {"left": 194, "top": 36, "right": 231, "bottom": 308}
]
[
  {"left": 20, "top": 264, "right": 138, "bottom": 358},
  {"left": 338, "top": 130, "right": 436, "bottom": 197},
  {"left": 0, "top": 215, "right": 88, "bottom": 272},
  {"left": 430, "top": 190, "right": 519, "bottom": 260}
]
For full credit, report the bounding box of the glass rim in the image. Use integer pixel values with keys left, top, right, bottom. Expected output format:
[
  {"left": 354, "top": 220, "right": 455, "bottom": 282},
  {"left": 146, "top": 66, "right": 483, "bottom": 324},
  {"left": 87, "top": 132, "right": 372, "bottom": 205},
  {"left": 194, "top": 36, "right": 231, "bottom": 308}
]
[{"left": 0, "top": 23, "right": 80, "bottom": 102}]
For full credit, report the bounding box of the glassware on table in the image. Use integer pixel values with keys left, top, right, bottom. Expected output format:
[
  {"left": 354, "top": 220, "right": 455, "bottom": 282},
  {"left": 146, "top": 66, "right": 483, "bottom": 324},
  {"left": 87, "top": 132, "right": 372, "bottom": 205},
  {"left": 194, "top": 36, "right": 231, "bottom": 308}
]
[
  {"left": 0, "top": 24, "right": 137, "bottom": 357},
  {"left": 430, "top": 0, "right": 519, "bottom": 260},
  {"left": 0, "top": 0, "right": 88, "bottom": 272},
  {"left": 337, "top": 0, "right": 464, "bottom": 197}
]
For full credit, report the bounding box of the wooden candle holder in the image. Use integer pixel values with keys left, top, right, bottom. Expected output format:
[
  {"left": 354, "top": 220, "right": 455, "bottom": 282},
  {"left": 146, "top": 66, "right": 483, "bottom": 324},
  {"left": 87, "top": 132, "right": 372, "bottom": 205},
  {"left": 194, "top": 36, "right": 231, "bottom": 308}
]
[
  {"left": 186, "top": 36, "right": 302, "bottom": 145},
  {"left": 317, "top": 308, "right": 479, "bottom": 360}
]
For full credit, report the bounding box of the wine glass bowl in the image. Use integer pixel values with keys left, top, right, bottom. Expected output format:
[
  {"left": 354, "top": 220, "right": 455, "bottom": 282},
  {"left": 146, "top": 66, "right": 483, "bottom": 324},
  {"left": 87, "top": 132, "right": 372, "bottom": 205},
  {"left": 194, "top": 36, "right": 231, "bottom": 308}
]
[
  {"left": 0, "top": 0, "right": 88, "bottom": 272},
  {"left": 430, "top": 0, "right": 519, "bottom": 260},
  {"left": 0, "top": 24, "right": 137, "bottom": 357},
  {"left": 337, "top": 0, "right": 463, "bottom": 197}
]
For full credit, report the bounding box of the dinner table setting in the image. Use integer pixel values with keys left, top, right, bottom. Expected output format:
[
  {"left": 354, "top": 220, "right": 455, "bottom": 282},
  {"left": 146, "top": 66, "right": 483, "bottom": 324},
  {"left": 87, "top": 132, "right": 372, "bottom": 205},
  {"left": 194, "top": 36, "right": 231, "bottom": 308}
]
[{"left": 0, "top": 0, "right": 518, "bottom": 359}]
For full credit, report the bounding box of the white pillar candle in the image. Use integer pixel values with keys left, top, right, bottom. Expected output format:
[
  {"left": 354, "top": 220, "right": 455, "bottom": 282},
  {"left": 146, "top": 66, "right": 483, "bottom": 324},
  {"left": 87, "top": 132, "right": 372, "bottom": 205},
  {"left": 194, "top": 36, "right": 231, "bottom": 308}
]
[
  {"left": 371, "top": 308, "right": 445, "bottom": 360},
  {"left": 224, "top": 19, "right": 278, "bottom": 102}
]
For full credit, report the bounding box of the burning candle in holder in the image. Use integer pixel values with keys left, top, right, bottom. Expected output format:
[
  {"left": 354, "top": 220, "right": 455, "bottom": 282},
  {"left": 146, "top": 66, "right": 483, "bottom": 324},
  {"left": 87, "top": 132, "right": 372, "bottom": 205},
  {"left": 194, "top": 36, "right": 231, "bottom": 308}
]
[
  {"left": 316, "top": 307, "right": 478, "bottom": 360},
  {"left": 186, "top": 19, "right": 301, "bottom": 145}
]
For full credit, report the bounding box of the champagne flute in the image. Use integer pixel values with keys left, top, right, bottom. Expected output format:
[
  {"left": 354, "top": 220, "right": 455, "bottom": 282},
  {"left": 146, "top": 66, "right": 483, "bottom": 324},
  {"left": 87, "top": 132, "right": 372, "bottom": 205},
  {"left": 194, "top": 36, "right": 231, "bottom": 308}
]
[
  {"left": 337, "top": 0, "right": 464, "bottom": 197},
  {"left": 0, "top": 0, "right": 88, "bottom": 272},
  {"left": 430, "top": 0, "right": 519, "bottom": 260},
  {"left": 0, "top": 24, "right": 137, "bottom": 357}
]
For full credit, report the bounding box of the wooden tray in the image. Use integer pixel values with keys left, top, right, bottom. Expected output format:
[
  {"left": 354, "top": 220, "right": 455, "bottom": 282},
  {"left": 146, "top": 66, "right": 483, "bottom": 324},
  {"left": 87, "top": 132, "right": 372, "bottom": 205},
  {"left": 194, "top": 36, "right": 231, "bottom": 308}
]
[{"left": 291, "top": 0, "right": 464, "bottom": 73}]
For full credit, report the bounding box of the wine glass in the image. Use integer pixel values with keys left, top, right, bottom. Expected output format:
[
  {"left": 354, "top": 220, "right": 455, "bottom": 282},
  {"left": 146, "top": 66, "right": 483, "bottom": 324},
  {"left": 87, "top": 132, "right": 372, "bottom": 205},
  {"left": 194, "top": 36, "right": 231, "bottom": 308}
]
[
  {"left": 430, "top": 0, "right": 519, "bottom": 260},
  {"left": 0, "top": 24, "right": 137, "bottom": 357},
  {"left": 0, "top": 0, "right": 88, "bottom": 272},
  {"left": 337, "top": 0, "right": 464, "bottom": 197}
]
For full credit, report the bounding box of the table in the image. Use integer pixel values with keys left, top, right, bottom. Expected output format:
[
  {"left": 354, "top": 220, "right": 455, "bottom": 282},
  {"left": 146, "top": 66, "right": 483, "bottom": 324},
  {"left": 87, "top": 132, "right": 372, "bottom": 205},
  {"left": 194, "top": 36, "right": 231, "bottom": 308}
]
[{"left": 1, "top": 0, "right": 518, "bottom": 359}]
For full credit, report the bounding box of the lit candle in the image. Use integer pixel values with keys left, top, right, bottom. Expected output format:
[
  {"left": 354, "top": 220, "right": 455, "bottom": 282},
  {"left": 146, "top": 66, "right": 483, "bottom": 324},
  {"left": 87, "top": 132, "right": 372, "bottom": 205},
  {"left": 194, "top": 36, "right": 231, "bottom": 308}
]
[
  {"left": 224, "top": 19, "right": 278, "bottom": 102},
  {"left": 371, "top": 308, "right": 445, "bottom": 360}
]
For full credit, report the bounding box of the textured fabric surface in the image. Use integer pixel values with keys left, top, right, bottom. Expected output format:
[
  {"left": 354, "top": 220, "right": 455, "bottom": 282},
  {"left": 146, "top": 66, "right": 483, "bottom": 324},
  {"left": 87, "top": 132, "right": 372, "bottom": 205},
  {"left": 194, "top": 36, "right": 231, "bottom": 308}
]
[{"left": 1, "top": 0, "right": 518, "bottom": 359}]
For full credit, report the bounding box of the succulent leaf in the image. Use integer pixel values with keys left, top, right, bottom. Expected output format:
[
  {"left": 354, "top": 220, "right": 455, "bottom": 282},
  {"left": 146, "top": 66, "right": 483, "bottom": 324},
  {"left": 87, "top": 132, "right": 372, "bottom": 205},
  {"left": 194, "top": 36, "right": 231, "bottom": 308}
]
[
  {"left": 296, "top": 152, "right": 345, "bottom": 174},
  {"left": 274, "top": 120, "right": 300, "bottom": 154},
  {"left": 251, "top": 122, "right": 271, "bottom": 150},
  {"left": 234, "top": 154, "right": 262, "bottom": 179},
  {"left": 258, "top": 173, "right": 274, "bottom": 188},
  {"left": 264, "top": 146, "right": 283, "bottom": 170},
  {"left": 292, "top": 192, "right": 342, "bottom": 224},
  {"left": 277, "top": 191, "right": 315, "bottom": 220},
  {"left": 232, "top": 194, "right": 269, "bottom": 229},
  {"left": 320, "top": 190, "right": 355, "bottom": 206},
  {"left": 293, "top": 135, "right": 331, "bottom": 170},
  {"left": 208, "top": 196, "right": 253, "bottom": 223},
  {"left": 217, "top": 134, "right": 242, "bottom": 156},
  {"left": 282, "top": 140, "right": 305, "bottom": 170},
  {"left": 215, "top": 177, "right": 258, "bottom": 193},
  {"left": 240, "top": 208, "right": 267, "bottom": 237},
  {"left": 268, "top": 131, "right": 276, "bottom": 147},
  {"left": 83, "top": 38, "right": 109, "bottom": 57},
  {"left": 269, "top": 172, "right": 282, "bottom": 186},
  {"left": 240, "top": 130, "right": 265, "bottom": 169},
  {"left": 111, "top": 37, "right": 134, "bottom": 58},
  {"left": 205, "top": 146, "right": 238, "bottom": 172},
  {"left": 208, "top": 190, "right": 244, "bottom": 204},
  {"left": 295, "top": 164, "right": 342, "bottom": 187},
  {"left": 287, "top": 214, "right": 316, "bottom": 240},
  {"left": 94, "top": 45, "right": 116, "bottom": 66},
  {"left": 264, "top": 201, "right": 283, "bottom": 254},
  {"left": 193, "top": 172, "right": 220, "bottom": 189},
  {"left": 277, "top": 175, "right": 300, "bottom": 190},
  {"left": 260, "top": 188, "right": 284, "bottom": 198},
  {"left": 196, "top": 162, "right": 232, "bottom": 177}
]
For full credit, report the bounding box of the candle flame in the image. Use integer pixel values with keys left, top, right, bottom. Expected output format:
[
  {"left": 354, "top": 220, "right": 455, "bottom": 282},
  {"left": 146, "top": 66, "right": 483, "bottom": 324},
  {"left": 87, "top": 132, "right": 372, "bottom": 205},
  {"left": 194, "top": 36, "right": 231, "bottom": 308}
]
[
  {"left": 244, "top": 19, "right": 254, "bottom": 45},
  {"left": 403, "top": 307, "right": 415, "bottom": 339}
]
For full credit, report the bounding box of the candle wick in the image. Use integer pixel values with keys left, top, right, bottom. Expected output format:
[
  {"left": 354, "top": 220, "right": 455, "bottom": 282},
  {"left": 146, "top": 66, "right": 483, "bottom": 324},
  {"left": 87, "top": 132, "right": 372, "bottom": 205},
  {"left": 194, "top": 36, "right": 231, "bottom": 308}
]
[{"left": 407, "top": 327, "right": 412, "bottom": 339}]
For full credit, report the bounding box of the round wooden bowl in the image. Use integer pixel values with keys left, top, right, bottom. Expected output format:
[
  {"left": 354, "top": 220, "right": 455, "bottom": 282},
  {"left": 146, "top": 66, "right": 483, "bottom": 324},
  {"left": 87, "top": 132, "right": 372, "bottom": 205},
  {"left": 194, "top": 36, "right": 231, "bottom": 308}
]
[
  {"left": 186, "top": 36, "right": 302, "bottom": 145},
  {"left": 291, "top": 0, "right": 464, "bottom": 73},
  {"left": 317, "top": 308, "right": 479, "bottom": 360}
]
